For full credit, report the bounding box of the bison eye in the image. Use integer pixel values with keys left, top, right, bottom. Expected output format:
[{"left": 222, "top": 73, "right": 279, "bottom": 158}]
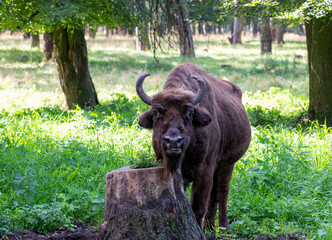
[
  {"left": 184, "top": 110, "right": 194, "bottom": 120},
  {"left": 152, "top": 110, "right": 160, "bottom": 119},
  {"left": 151, "top": 105, "right": 165, "bottom": 120}
]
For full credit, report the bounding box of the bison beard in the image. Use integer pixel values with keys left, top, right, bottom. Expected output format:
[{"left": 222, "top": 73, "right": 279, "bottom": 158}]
[{"left": 136, "top": 62, "right": 251, "bottom": 231}]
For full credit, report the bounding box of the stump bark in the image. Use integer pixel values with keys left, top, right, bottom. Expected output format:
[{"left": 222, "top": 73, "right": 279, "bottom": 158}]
[{"left": 100, "top": 166, "right": 205, "bottom": 240}]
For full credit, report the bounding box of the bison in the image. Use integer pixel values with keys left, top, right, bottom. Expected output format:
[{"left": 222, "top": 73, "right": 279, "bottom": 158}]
[{"left": 136, "top": 62, "right": 251, "bottom": 230}]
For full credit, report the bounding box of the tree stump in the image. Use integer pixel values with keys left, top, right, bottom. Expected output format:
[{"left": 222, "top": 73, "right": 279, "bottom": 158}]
[{"left": 99, "top": 166, "right": 205, "bottom": 240}]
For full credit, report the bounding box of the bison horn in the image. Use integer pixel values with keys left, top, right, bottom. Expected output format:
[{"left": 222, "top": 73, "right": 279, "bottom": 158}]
[
  {"left": 136, "top": 72, "right": 152, "bottom": 105},
  {"left": 191, "top": 75, "right": 206, "bottom": 105}
]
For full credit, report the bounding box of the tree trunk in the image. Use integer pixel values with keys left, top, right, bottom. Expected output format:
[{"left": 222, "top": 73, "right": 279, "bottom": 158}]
[
  {"left": 117, "top": 26, "right": 127, "bottom": 36},
  {"left": 271, "top": 22, "right": 276, "bottom": 42},
  {"left": 53, "top": 27, "right": 99, "bottom": 110},
  {"left": 173, "top": 0, "right": 195, "bottom": 57},
  {"left": 260, "top": 20, "right": 272, "bottom": 54},
  {"left": 86, "top": 25, "right": 96, "bottom": 39},
  {"left": 205, "top": 23, "right": 212, "bottom": 34},
  {"left": 191, "top": 23, "right": 196, "bottom": 35},
  {"left": 23, "top": 32, "right": 31, "bottom": 40},
  {"left": 232, "top": 17, "right": 242, "bottom": 44},
  {"left": 276, "top": 24, "right": 285, "bottom": 44},
  {"left": 135, "top": 26, "right": 150, "bottom": 51},
  {"left": 198, "top": 21, "right": 204, "bottom": 34},
  {"left": 218, "top": 25, "right": 222, "bottom": 34},
  {"left": 43, "top": 32, "right": 54, "bottom": 61},
  {"left": 104, "top": 26, "right": 112, "bottom": 37},
  {"left": 298, "top": 24, "right": 305, "bottom": 35},
  {"left": 31, "top": 33, "right": 40, "bottom": 48},
  {"left": 213, "top": 25, "right": 217, "bottom": 34},
  {"left": 253, "top": 17, "right": 258, "bottom": 37},
  {"left": 227, "top": 23, "right": 233, "bottom": 34},
  {"left": 202, "top": 23, "right": 207, "bottom": 35},
  {"left": 100, "top": 166, "right": 205, "bottom": 240},
  {"left": 306, "top": 15, "right": 332, "bottom": 125}
]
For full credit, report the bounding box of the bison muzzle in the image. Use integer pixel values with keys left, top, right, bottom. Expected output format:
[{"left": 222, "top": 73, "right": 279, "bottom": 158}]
[{"left": 136, "top": 62, "right": 251, "bottom": 231}]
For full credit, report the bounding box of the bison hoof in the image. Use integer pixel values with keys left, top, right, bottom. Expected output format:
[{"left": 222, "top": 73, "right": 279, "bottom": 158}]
[
  {"left": 220, "top": 222, "right": 231, "bottom": 230},
  {"left": 206, "top": 235, "right": 217, "bottom": 240}
]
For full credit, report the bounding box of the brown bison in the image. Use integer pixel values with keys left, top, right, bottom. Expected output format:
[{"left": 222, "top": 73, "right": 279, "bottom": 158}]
[{"left": 136, "top": 62, "right": 251, "bottom": 230}]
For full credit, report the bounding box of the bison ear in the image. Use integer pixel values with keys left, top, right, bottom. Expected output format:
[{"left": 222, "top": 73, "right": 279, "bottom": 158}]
[
  {"left": 138, "top": 110, "right": 153, "bottom": 129},
  {"left": 193, "top": 107, "right": 212, "bottom": 127}
]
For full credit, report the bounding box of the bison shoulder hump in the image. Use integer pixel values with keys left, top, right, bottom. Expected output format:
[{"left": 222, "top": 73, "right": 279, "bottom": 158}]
[
  {"left": 211, "top": 76, "right": 243, "bottom": 99},
  {"left": 232, "top": 84, "right": 242, "bottom": 98}
]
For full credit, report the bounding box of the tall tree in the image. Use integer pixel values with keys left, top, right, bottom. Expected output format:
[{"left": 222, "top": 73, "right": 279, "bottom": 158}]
[
  {"left": 23, "top": 32, "right": 31, "bottom": 40},
  {"left": 219, "top": 1, "right": 304, "bottom": 53},
  {"left": 172, "top": 0, "right": 195, "bottom": 57},
  {"left": 134, "top": 0, "right": 150, "bottom": 51},
  {"left": 135, "top": 0, "right": 220, "bottom": 59},
  {"left": 188, "top": 0, "right": 222, "bottom": 31},
  {"left": 306, "top": 14, "right": 332, "bottom": 124},
  {"left": 252, "top": 17, "right": 259, "bottom": 36},
  {"left": 54, "top": 27, "right": 99, "bottom": 109},
  {"left": 232, "top": 16, "right": 242, "bottom": 44},
  {"left": 87, "top": 24, "right": 97, "bottom": 39},
  {"left": 275, "top": 24, "right": 284, "bottom": 44},
  {"left": 31, "top": 33, "right": 40, "bottom": 48},
  {"left": 137, "top": 0, "right": 194, "bottom": 60},
  {"left": 135, "top": 26, "right": 150, "bottom": 51},
  {"left": 43, "top": 32, "right": 54, "bottom": 61},
  {"left": 232, "top": 0, "right": 242, "bottom": 44},
  {"left": 0, "top": 0, "right": 135, "bottom": 109},
  {"left": 260, "top": 19, "right": 272, "bottom": 54},
  {"left": 135, "top": 27, "right": 150, "bottom": 51},
  {"left": 219, "top": 0, "right": 332, "bottom": 125}
]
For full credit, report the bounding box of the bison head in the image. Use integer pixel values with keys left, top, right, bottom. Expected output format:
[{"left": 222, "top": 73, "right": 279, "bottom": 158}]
[{"left": 136, "top": 73, "right": 212, "bottom": 175}]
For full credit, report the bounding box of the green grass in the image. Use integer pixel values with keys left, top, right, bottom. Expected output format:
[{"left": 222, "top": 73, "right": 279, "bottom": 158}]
[
  {"left": 0, "top": 95, "right": 154, "bottom": 233},
  {"left": 0, "top": 32, "right": 331, "bottom": 239},
  {"left": 227, "top": 123, "right": 332, "bottom": 239}
]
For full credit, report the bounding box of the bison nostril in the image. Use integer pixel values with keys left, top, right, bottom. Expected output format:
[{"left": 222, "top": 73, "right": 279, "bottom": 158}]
[
  {"left": 163, "top": 136, "right": 171, "bottom": 144},
  {"left": 176, "top": 138, "right": 184, "bottom": 148},
  {"left": 163, "top": 136, "right": 184, "bottom": 149},
  {"left": 162, "top": 136, "right": 171, "bottom": 149}
]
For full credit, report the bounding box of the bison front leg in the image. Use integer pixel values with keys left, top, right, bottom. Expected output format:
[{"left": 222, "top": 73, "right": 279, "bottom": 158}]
[
  {"left": 218, "top": 164, "right": 235, "bottom": 229},
  {"left": 190, "top": 173, "right": 214, "bottom": 229},
  {"left": 204, "top": 171, "right": 219, "bottom": 231}
]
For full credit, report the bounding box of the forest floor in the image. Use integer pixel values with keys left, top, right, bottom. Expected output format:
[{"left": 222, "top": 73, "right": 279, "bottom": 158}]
[
  {"left": 5, "top": 221, "right": 99, "bottom": 240},
  {"left": 4, "top": 221, "right": 306, "bottom": 240}
]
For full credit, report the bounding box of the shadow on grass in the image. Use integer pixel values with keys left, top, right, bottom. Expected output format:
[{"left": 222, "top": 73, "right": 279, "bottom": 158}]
[
  {"left": 88, "top": 49, "right": 307, "bottom": 81},
  {"left": 246, "top": 104, "right": 308, "bottom": 127},
  {"left": 0, "top": 48, "right": 43, "bottom": 63},
  {"left": 0, "top": 41, "right": 307, "bottom": 92}
]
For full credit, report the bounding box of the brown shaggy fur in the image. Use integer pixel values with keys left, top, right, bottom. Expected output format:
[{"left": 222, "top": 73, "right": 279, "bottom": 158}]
[{"left": 138, "top": 62, "right": 251, "bottom": 230}]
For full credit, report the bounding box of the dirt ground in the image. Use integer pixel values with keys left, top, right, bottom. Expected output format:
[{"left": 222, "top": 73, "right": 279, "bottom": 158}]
[
  {"left": 4, "top": 222, "right": 306, "bottom": 240},
  {"left": 5, "top": 222, "right": 100, "bottom": 240}
]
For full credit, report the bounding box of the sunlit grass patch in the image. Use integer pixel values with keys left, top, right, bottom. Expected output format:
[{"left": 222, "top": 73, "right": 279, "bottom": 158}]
[
  {"left": 243, "top": 87, "right": 309, "bottom": 126},
  {"left": 0, "top": 89, "right": 64, "bottom": 111}
]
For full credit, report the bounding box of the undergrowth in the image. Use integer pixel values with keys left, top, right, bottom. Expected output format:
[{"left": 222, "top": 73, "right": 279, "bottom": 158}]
[
  {"left": 0, "top": 33, "right": 331, "bottom": 239},
  {"left": 1, "top": 88, "right": 331, "bottom": 239}
]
